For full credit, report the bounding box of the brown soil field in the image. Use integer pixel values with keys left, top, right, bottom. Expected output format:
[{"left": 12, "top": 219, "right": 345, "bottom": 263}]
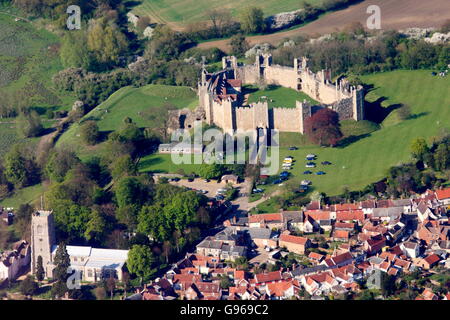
[{"left": 197, "top": 0, "right": 450, "bottom": 52}]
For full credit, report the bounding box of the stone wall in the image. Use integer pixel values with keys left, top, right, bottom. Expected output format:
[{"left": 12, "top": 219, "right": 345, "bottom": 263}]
[{"left": 272, "top": 106, "right": 302, "bottom": 132}]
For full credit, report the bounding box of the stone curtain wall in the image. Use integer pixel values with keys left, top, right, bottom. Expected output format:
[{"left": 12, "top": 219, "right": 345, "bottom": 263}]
[
  {"left": 263, "top": 65, "right": 299, "bottom": 90},
  {"left": 272, "top": 106, "right": 302, "bottom": 132},
  {"left": 199, "top": 54, "right": 365, "bottom": 134}
]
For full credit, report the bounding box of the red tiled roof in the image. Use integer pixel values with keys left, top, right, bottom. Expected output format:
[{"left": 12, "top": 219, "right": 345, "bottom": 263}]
[
  {"left": 308, "top": 252, "right": 324, "bottom": 261},
  {"left": 279, "top": 234, "right": 309, "bottom": 245},
  {"left": 333, "top": 203, "right": 359, "bottom": 211},
  {"left": 304, "top": 210, "right": 331, "bottom": 221},
  {"left": 436, "top": 188, "right": 450, "bottom": 200},
  {"left": 267, "top": 280, "right": 295, "bottom": 297},
  {"left": 336, "top": 210, "right": 364, "bottom": 222},
  {"left": 333, "top": 230, "right": 350, "bottom": 239},
  {"left": 227, "top": 79, "right": 242, "bottom": 87},
  {"left": 423, "top": 254, "right": 440, "bottom": 265},
  {"left": 255, "top": 271, "right": 282, "bottom": 283},
  {"left": 248, "top": 213, "right": 282, "bottom": 223}
]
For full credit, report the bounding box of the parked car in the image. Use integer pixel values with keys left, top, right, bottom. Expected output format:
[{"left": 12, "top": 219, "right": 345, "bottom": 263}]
[
  {"left": 306, "top": 163, "right": 316, "bottom": 168},
  {"left": 321, "top": 161, "right": 332, "bottom": 165},
  {"left": 172, "top": 177, "right": 180, "bottom": 181},
  {"left": 204, "top": 179, "right": 210, "bottom": 182},
  {"left": 289, "top": 146, "right": 298, "bottom": 150},
  {"left": 280, "top": 171, "right": 289, "bottom": 177},
  {"left": 301, "top": 180, "right": 312, "bottom": 186},
  {"left": 316, "top": 171, "right": 326, "bottom": 175},
  {"left": 273, "top": 179, "right": 282, "bottom": 185},
  {"left": 303, "top": 170, "right": 313, "bottom": 174},
  {"left": 187, "top": 178, "right": 194, "bottom": 182}
]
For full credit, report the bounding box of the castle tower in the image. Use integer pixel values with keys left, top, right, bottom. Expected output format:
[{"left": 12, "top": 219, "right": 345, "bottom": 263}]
[
  {"left": 31, "top": 210, "right": 55, "bottom": 278},
  {"left": 352, "top": 85, "right": 365, "bottom": 121},
  {"left": 263, "top": 53, "right": 272, "bottom": 67},
  {"left": 297, "top": 100, "right": 312, "bottom": 134},
  {"left": 301, "top": 57, "right": 309, "bottom": 70}
]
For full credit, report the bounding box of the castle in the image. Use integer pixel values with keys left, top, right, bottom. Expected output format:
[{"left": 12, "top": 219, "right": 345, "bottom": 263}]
[
  {"left": 31, "top": 210, "right": 128, "bottom": 282},
  {"left": 198, "top": 54, "right": 365, "bottom": 134}
]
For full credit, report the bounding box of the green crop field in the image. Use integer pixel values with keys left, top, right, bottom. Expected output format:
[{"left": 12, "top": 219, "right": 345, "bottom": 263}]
[
  {"left": 138, "top": 70, "right": 450, "bottom": 198},
  {"left": 57, "top": 84, "right": 198, "bottom": 159},
  {"left": 245, "top": 85, "right": 318, "bottom": 108},
  {"left": 131, "top": 0, "right": 322, "bottom": 26},
  {"left": 0, "top": 12, "right": 76, "bottom": 113}
]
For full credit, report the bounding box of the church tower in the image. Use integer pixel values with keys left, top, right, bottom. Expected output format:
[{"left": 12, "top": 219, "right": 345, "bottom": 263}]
[{"left": 31, "top": 210, "right": 55, "bottom": 278}]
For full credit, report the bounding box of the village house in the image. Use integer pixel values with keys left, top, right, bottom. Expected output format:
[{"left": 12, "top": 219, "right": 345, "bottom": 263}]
[
  {"left": 279, "top": 234, "right": 311, "bottom": 255},
  {"left": 0, "top": 240, "right": 30, "bottom": 282},
  {"left": 363, "top": 235, "right": 386, "bottom": 255},
  {"left": 401, "top": 241, "right": 421, "bottom": 259},
  {"left": 248, "top": 213, "right": 283, "bottom": 229},
  {"left": 416, "top": 254, "right": 441, "bottom": 270},
  {"left": 435, "top": 187, "right": 450, "bottom": 206}
]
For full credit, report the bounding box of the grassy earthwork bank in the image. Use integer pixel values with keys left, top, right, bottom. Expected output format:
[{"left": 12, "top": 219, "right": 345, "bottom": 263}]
[{"left": 57, "top": 84, "right": 198, "bottom": 160}]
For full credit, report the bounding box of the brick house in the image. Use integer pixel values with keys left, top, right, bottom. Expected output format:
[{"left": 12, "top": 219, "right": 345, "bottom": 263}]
[{"left": 279, "top": 234, "right": 311, "bottom": 254}]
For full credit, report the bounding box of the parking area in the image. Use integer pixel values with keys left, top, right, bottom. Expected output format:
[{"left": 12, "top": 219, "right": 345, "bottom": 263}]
[{"left": 169, "top": 178, "right": 246, "bottom": 197}]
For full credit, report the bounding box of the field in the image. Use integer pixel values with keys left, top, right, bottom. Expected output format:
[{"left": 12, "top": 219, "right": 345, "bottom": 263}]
[
  {"left": 138, "top": 70, "right": 450, "bottom": 197},
  {"left": 57, "top": 84, "right": 198, "bottom": 159},
  {"left": 245, "top": 85, "right": 318, "bottom": 108},
  {"left": 0, "top": 184, "right": 45, "bottom": 209},
  {"left": 131, "top": 0, "right": 321, "bottom": 29},
  {"left": 0, "top": 12, "right": 76, "bottom": 113},
  {"left": 198, "top": 0, "right": 450, "bottom": 52}
]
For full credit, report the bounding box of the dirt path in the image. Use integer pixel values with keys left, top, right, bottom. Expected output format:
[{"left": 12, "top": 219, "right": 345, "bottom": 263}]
[
  {"left": 36, "top": 117, "right": 67, "bottom": 158},
  {"left": 198, "top": 0, "right": 450, "bottom": 52}
]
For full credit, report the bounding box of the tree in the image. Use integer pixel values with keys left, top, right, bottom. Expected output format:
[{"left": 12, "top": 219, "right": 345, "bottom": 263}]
[
  {"left": 229, "top": 34, "right": 249, "bottom": 57},
  {"left": 239, "top": 7, "right": 265, "bottom": 34},
  {"left": 115, "top": 176, "right": 146, "bottom": 208},
  {"left": 127, "top": 245, "right": 156, "bottom": 284},
  {"left": 36, "top": 256, "right": 45, "bottom": 282},
  {"left": 304, "top": 108, "right": 343, "bottom": 146},
  {"left": 410, "top": 138, "right": 429, "bottom": 162},
  {"left": 87, "top": 18, "right": 128, "bottom": 68},
  {"left": 80, "top": 120, "right": 100, "bottom": 145},
  {"left": 198, "top": 163, "right": 225, "bottom": 179},
  {"left": 17, "top": 111, "right": 43, "bottom": 138},
  {"left": 110, "top": 155, "right": 137, "bottom": 180},
  {"left": 397, "top": 103, "right": 411, "bottom": 120},
  {"left": 20, "top": 275, "right": 39, "bottom": 296},
  {"left": 206, "top": 8, "right": 232, "bottom": 37},
  {"left": 106, "top": 276, "right": 116, "bottom": 300},
  {"left": 84, "top": 209, "right": 108, "bottom": 243},
  {"left": 4, "top": 145, "right": 28, "bottom": 188},
  {"left": 45, "top": 149, "right": 81, "bottom": 182},
  {"left": 60, "top": 31, "right": 91, "bottom": 70},
  {"left": 434, "top": 143, "right": 450, "bottom": 171},
  {"left": 51, "top": 242, "right": 71, "bottom": 298}
]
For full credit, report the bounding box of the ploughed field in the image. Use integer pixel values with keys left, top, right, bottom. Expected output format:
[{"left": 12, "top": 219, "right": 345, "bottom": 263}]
[{"left": 198, "top": 0, "right": 450, "bottom": 52}]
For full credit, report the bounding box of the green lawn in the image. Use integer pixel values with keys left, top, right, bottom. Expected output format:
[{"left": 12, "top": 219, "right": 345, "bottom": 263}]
[
  {"left": 136, "top": 70, "right": 450, "bottom": 197},
  {"left": 267, "top": 70, "right": 450, "bottom": 196},
  {"left": 0, "top": 12, "right": 76, "bottom": 113},
  {"left": 245, "top": 85, "right": 319, "bottom": 109},
  {"left": 0, "top": 184, "right": 45, "bottom": 209},
  {"left": 131, "top": 0, "right": 322, "bottom": 26},
  {"left": 57, "top": 84, "right": 198, "bottom": 160}
]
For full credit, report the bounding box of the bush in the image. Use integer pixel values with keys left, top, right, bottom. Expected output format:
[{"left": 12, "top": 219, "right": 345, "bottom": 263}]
[{"left": 80, "top": 120, "right": 100, "bottom": 145}]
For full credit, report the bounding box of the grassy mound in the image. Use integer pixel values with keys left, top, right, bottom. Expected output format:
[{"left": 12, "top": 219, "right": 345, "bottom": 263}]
[{"left": 57, "top": 84, "right": 198, "bottom": 159}]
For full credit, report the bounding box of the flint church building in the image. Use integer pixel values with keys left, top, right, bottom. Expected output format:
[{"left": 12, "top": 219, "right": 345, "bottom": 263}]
[{"left": 31, "top": 210, "right": 128, "bottom": 282}]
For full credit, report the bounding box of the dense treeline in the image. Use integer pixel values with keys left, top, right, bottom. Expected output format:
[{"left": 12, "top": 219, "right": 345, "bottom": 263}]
[{"left": 273, "top": 29, "right": 450, "bottom": 76}]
